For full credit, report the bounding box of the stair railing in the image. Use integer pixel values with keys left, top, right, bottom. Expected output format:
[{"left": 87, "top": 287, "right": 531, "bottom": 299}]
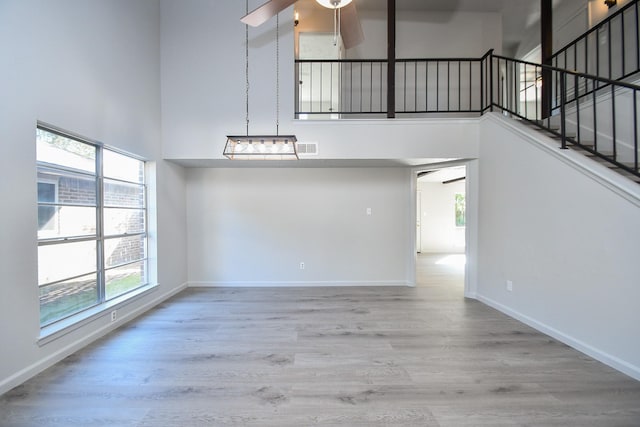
[
  {"left": 491, "top": 54, "right": 640, "bottom": 178},
  {"left": 551, "top": 0, "right": 640, "bottom": 88}
]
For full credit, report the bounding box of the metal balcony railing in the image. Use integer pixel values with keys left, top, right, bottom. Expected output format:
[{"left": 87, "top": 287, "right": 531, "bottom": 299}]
[
  {"left": 295, "top": 51, "right": 640, "bottom": 180},
  {"left": 295, "top": 51, "right": 492, "bottom": 117}
]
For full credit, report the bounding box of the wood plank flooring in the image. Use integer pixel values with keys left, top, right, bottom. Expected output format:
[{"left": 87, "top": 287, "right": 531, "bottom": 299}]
[{"left": 2, "top": 254, "right": 639, "bottom": 426}]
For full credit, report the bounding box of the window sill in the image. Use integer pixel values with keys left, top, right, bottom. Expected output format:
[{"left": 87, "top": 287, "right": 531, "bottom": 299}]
[{"left": 38, "top": 283, "right": 159, "bottom": 346}]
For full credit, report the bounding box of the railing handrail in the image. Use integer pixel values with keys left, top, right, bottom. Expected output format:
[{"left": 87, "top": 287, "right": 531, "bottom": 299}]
[
  {"left": 295, "top": 58, "right": 387, "bottom": 63},
  {"left": 552, "top": 0, "right": 638, "bottom": 57},
  {"left": 296, "top": 49, "right": 495, "bottom": 64},
  {"left": 493, "top": 53, "right": 640, "bottom": 91}
]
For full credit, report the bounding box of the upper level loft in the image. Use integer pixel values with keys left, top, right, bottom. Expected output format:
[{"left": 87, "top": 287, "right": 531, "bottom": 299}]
[
  {"left": 292, "top": 0, "right": 640, "bottom": 120},
  {"left": 286, "top": 0, "right": 640, "bottom": 180}
]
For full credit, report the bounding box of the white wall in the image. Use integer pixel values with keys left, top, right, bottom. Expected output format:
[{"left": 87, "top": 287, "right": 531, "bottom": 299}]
[
  {"left": 0, "top": 0, "right": 187, "bottom": 394},
  {"left": 186, "top": 167, "right": 413, "bottom": 286},
  {"left": 477, "top": 113, "right": 640, "bottom": 380},
  {"left": 161, "top": 0, "right": 296, "bottom": 160},
  {"left": 347, "top": 9, "right": 502, "bottom": 59},
  {"left": 417, "top": 180, "right": 466, "bottom": 253},
  {"left": 160, "top": 0, "right": 484, "bottom": 161}
]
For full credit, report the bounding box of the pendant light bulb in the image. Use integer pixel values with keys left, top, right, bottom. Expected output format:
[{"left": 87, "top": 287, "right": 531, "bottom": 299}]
[{"left": 315, "top": 0, "right": 353, "bottom": 9}]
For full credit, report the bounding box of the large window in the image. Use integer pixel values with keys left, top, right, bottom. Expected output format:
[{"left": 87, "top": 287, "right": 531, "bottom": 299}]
[{"left": 37, "top": 126, "right": 148, "bottom": 327}]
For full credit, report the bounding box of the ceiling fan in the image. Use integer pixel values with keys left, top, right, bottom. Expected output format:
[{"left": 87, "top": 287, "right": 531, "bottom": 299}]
[{"left": 240, "top": 0, "right": 364, "bottom": 49}]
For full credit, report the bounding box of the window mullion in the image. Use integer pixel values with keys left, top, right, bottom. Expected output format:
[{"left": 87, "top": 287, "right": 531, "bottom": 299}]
[{"left": 96, "top": 146, "right": 106, "bottom": 304}]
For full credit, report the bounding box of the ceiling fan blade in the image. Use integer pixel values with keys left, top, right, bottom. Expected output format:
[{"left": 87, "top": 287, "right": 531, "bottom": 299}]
[
  {"left": 340, "top": 2, "right": 364, "bottom": 49},
  {"left": 240, "top": 0, "right": 298, "bottom": 27}
]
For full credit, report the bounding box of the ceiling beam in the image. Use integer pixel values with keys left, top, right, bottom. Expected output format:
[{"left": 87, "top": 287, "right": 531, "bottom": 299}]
[{"left": 442, "top": 177, "right": 466, "bottom": 184}]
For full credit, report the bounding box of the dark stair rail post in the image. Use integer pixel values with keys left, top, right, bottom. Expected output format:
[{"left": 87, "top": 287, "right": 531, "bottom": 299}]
[
  {"left": 387, "top": 0, "right": 396, "bottom": 118},
  {"left": 541, "top": 0, "right": 553, "bottom": 120}
]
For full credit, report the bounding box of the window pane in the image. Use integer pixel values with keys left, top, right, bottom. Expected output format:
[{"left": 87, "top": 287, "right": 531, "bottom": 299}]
[
  {"left": 103, "top": 149, "right": 143, "bottom": 183},
  {"left": 105, "top": 261, "right": 146, "bottom": 300},
  {"left": 40, "top": 273, "right": 98, "bottom": 326},
  {"left": 104, "top": 235, "right": 146, "bottom": 268},
  {"left": 38, "top": 241, "right": 97, "bottom": 285},
  {"left": 455, "top": 193, "right": 466, "bottom": 227},
  {"left": 37, "top": 182, "right": 56, "bottom": 203},
  {"left": 38, "top": 205, "right": 96, "bottom": 239},
  {"left": 38, "top": 168, "right": 97, "bottom": 206},
  {"left": 104, "top": 208, "right": 145, "bottom": 236},
  {"left": 104, "top": 179, "right": 144, "bottom": 208},
  {"left": 37, "top": 128, "right": 96, "bottom": 173}
]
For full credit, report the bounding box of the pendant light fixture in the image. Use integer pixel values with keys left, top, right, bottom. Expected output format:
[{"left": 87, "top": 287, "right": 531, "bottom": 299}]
[
  {"left": 315, "top": 0, "right": 353, "bottom": 46},
  {"left": 225, "top": 1, "right": 298, "bottom": 160}
]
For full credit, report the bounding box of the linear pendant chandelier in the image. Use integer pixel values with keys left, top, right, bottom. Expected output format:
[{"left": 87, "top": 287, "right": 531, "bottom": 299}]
[{"left": 225, "top": 2, "right": 298, "bottom": 160}]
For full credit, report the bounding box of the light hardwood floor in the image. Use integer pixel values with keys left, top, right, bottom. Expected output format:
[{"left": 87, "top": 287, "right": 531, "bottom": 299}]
[{"left": 1, "top": 254, "right": 639, "bottom": 426}]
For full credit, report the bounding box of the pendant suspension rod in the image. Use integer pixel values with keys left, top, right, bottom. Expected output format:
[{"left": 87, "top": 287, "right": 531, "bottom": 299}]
[
  {"left": 276, "top": 13, "right": 280, "bottom": 135},
  {"left": 245, "top": 0, "right": 250, "bottom": 135}
]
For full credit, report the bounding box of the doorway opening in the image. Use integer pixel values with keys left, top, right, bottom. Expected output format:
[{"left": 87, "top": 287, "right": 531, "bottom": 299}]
[{"left": 414, "top": 165, "right": 467, "bottom": 292}]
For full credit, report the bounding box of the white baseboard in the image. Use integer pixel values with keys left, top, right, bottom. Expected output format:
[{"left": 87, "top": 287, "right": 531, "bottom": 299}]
[
  {"left": 0, "top": 282, "right": 188, "bottom": 396},
  {"left": 476, "top": 293, "right": 640, "bottom": 382},
  {"left": 189, "top": 280, "right": 411, "bottom": 288}
]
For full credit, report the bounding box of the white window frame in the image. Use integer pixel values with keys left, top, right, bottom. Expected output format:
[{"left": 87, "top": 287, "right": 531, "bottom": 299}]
[{"left": 37, "top": 124, "right": 151, "bottom": 334}]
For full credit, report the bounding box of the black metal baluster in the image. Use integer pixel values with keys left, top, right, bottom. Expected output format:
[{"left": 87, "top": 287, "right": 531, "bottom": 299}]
[
  {"left": 634, "top": 89, "right": 639, "bottom": 171},
  {"left": 524, "top": 64, "right": 528, "bottom": 118},
  {"left": 575, "top": 74, "right": 581, "bottom": 143},
  {"left": 414, "top": 61, "right": 418, "bottom": 111},
  {"left": 358, "top": 62, "right": 363, "bottom": 113},
  {"left": 370, "top": 62, "right": 373, "bottom": 112},
  {"left": 535, "top": 66, "right": 539, "bottom": 121},
  {"left": 636, "top": 1, "right": 640, "bottom": 71},
  {"left": 380, "top": 62, "right": 383, "bottom": 113},
  {"left": 514, "top": 60, "right": 517, "bottom": 114},
  {"left": 622, "top": 10, "right": 626, "bottom": 77},
  {"left": 560, "top": 71, "right": 567, "bottom": 149},
  {"left": 447, "top": 61, "right": 451, "bottom": 111},
  {"left": 490, "top": 56, "right": 494, "bottom": 112},
  {"left": 608, "top": 21, "right": 613, "bottom": 79},
  {"left": 480, "top": 58, "right": 484, "bottom": 111},
  {"left": 469, "top": 61, "right": 472, "bottom": 111},
  {"left": 318, "top": 62, "right": 324, "bottom": 113},
  {"left": 350, "top": 62, "right": 353, "bottom": 112},
  {"left": 330, "top": 62, "right": 333, "bottom": 113},
  {"left": 593, "top": 76, "right": 598, "bottom": 151},
  {"left": 458, "top": 61, "right": 461, "bottom": 111},
  {"left": 309, "top": 63, "right": 313, "bottom": 113},
  {"left": 611, "top": 84, "right": 617, "bottom": 160},
  {"left": 585, "top": 33, "right": 589, "bottom": 78},
  {"left": 403, "top": 61, "right": 407, "bottom": 112},
  {"left": 426, "top": 60, "right": 429, "bottom": 111},
  {"left": 436, "top": 61, "right": 440, "bottom": 111},
  {"left": 596, "top": 27, "right": 600, "bottom": 88}
]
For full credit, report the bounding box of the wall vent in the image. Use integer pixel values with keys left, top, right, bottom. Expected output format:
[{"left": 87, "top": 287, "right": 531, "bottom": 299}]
[{"left": 296, "top": 142, "right": 318, "bottom": 156}]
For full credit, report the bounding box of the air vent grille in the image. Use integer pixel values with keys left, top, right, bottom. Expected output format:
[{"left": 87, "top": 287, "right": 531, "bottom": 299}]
[{"left": 296, "top": 142, "right": 318, "bottom": 156}]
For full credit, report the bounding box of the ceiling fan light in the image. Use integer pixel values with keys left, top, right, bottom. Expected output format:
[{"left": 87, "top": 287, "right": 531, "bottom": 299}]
[{"left": 315, "top": 0, "right": 353, "bottom": 9}]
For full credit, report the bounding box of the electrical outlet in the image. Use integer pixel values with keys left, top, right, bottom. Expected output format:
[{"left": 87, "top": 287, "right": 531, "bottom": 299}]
[
  {"left": 110, "top": 310, "right": 117, "bottom": 322},
  {"left": 366, "top": 207, "right": 372, "bottom": 216},
  {"left": 506, "top": 280, "right": 513, "bottom": 292},
  {"left": 299, "top": 262, "right": 305, "bottom": 270}
]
